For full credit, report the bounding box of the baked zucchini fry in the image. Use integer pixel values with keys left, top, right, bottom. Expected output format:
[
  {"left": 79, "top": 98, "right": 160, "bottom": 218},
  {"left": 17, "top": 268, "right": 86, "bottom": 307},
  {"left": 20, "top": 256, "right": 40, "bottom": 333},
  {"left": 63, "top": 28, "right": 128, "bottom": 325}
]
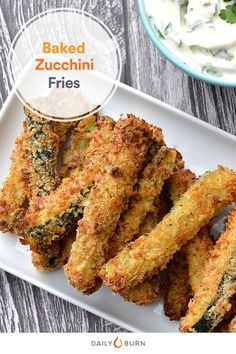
[
  {"left": 108, "top": 147, "right": 177, "bottom": 258},
  {"left": 61, "top": 231, "right": 76, "bottom": 264},
  {"left": 0, "top": 132, "right": 28, "bottom": 233},
  {"left": 60, "top": 115, "right": 98, "bottom": 177},
  {"left": 214, "top": 296, "right": 236, "bottom": 332},
  {"left": 20, "top": 117, "right": 115, "bottom": 245},
  {"left": 185, "top": 225, "right": 213, "bottom": 293},
  {"left": 24, "top": 110, "right": 76, "bottom": 266},
  {"left": 168, "top": 169, "right": 213, "bottom": 294},
  {"left": 139, "top": 188, "right": 172, "bottom": 235},
  {"left": 120, "top": 188, "right": 171, "bottom": 306},
  {"left": 161, "top": 170, "right": 213, "bottom": 320},
  {"left": 31, "top": 244, "right": 63, "bottom": 271},
  {"left": 24, "top": 107, "right": 61, "bottom": 198},
  {"left": 31, "top": 231, "right": 76, "bottom": 271},
  {"left": 100, "top": 166, "right": 236, "bottom": 292},
  {"left": 168, "top": 169, "right": 196, "bottom": 204},
  {"left": 64, "top": 115, "right": 151, "bottom": 294},
  {"left": 162, "top": 250, "right": 192, "bottom": 320},
  {"left": 229, "top": 314, "right": 236, "bottom": 332},
  {"left": 161, "top": 170, "right": 196, "bottom": 319},
  {"left": 180, "top": 207, "right": 236, "bottom": 332},
  {"left": 32, "top": 116, "right": 98, "bottom": 271},
  {"left": 122, "top": 274, "right": 162, "bottom": 305}
]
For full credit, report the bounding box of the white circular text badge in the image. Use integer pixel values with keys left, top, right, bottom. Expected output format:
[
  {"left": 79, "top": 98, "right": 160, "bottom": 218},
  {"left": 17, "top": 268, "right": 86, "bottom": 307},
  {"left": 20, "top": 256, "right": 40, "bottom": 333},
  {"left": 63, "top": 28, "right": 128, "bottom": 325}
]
[{"left": 8, "top": 8, "right": 122, "bottom": 122}]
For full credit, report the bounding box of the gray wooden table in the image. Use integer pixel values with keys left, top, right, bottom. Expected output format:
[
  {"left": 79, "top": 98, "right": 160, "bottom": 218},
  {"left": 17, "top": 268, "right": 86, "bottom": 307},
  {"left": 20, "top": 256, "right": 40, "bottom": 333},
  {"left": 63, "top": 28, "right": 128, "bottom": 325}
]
[{"left": 0, "top": 0, "right": 235, "bottom": 332}]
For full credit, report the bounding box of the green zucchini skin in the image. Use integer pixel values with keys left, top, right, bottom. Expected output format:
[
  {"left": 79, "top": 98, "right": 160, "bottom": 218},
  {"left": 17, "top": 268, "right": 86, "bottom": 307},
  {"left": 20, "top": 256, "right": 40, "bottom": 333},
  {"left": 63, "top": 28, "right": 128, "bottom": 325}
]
[
  {"left": 193, "top": 268, "right": 236, "bottom": 332},
  {"left": 21, "top": 116, "right": 115, "bottom": 247},
  {"left": 25, "top": 185, "right": 93, "bottom": 244},
  {"left": 25, "top": 110, "right": 60, "bottom": 198}
]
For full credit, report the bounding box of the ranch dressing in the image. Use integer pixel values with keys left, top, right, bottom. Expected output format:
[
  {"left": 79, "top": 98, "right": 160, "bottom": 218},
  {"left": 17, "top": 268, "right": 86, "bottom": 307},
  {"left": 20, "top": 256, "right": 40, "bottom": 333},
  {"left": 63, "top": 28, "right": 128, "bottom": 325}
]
[{"left": 144, "top": 0, "right": 236, "bottom": 80}]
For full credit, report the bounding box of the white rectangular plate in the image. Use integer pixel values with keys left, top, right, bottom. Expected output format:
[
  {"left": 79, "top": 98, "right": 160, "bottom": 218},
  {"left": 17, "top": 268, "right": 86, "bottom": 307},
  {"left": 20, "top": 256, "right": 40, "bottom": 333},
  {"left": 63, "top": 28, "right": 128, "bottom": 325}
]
[{"left": 1, "top": 82, "right": 236, "bottom": 333}]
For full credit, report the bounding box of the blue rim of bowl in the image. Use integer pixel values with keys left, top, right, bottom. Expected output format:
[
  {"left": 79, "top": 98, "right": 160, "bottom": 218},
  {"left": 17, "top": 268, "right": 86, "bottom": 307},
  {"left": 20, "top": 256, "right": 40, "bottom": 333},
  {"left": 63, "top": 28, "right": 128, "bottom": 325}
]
[{"left": 138, "top": 0, "right": 236, "bottom": 87}]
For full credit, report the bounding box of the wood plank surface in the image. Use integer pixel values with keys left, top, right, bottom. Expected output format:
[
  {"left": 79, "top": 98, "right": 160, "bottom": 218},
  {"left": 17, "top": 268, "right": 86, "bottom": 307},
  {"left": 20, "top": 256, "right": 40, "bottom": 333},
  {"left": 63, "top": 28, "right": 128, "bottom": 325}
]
[{"left": 0, "top": 0, "right": 235, "bottom": 332}]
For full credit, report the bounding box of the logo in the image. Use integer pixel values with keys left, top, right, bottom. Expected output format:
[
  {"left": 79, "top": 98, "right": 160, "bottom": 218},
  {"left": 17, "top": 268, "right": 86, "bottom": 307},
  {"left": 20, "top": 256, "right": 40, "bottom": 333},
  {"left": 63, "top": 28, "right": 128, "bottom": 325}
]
[
  {"left": 91, "top": 336, "right": 145, "bottom": 349},
  {"left": 113, "top": 337, "right": 123, "bottom": 349}
]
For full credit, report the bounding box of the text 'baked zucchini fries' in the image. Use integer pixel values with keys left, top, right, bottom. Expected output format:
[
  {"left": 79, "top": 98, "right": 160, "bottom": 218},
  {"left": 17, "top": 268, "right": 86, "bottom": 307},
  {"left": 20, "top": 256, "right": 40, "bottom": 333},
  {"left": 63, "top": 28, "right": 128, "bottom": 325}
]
[
  {"left": 180, "top": 207, "right": 236, "bottom": 332},
  {"left": 108, "top": 146, "right": 177, "bottom": 259},
  {"left": 20, "top": 116, "right": 115, "bottom": 246},
  {"left": 64, "top": 115, "right": 151, "bottom": 294},
  {"left": 100, "top": 166, "right": 236, "bottom": 292},
  {"left": 0, "top": 133, "right": 28, "bottom": 233}
]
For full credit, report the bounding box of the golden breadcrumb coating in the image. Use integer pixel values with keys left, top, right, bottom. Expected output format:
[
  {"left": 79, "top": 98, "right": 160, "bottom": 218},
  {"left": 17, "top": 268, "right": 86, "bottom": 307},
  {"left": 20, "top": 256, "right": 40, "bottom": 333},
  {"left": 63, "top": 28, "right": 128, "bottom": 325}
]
[
  {"left": 60, "top": 115, "right": 98, "bottom": 177},
  {"left": 108, "top": 147, "right": 177, "bottom": 259},
  {"left": 185, "top": 226, "right": 213, "bottom": 293},
  {"left": 160, "top": 170, "right": 196, "bottom": 320},
  {"left": 24, "top": 109, "right": 76, "bottom": 267},
  {"left": 0, "top": 132, "right": 28, "bottom": 233},
  {"left": 180, "top": 207, "right": 236, "bottom": 332},
  {"left": 31, "top": 231, "right": 76, "bottom": 272},
  {"left": 121, "top": 274, "right": 162, "bottom": 305},
  {"left": 24, "top": 107, "right": 60, "bottom": 198},
  {"left": 120, "top": 188, "right": 171, "bottom": 306},
  {"left": 139, "top": 187, "right": 172, "bottom": 236},
  {"left": 214, "top": 296, "right": 236, "bottom": 332},
  {"left": 162, "top": 250, "right": 192, "bottom": 321},
  {"left": 64, "top": 115, "right": 151, "bottom": 294},
  {"left": 168, "top": 169, "right": 213, "bottom": 294},
  {"left": 168, "top": 169, "right": 196, "bottom": 204},
  {"left": 19, "top": 117, "right": 115, "bottom": 245},
  {"left": 100, "top": 166, "right": 236, "bottom": 293}
]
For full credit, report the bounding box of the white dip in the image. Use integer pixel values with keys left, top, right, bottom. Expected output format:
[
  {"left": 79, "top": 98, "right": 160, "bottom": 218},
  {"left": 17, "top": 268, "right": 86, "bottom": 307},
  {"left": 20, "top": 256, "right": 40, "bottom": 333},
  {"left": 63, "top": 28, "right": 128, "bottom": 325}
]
[{"left": 144, "top": 0, "right": 236, "bottom": 80}]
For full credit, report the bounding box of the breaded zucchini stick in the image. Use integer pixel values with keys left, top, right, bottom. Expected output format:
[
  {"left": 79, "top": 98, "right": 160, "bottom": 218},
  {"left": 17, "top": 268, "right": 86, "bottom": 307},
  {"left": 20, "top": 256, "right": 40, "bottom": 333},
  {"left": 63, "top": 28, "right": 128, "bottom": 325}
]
[
  {"left": 32, "top": 117, "right": 98, "bottom": 271},
  {"left": 162, "top": 250, "right": 192, "bottom": 320},
  {"left": 60, "top": 115, "right": 98, "bottom": 177},
  {"left": 100, "top": 166, "right": 236, "bottom": 292},
  {"left": 24, "top": 109, "right": 77, "bottom": 268},
  {"left": 24, "top": 107, "right": 61, "bottom": 198},
  {"left": 168, "top": 169, "right": 196, "bottom": 204},
  {"left": 161, "top": 170, "right": 195, "bottom": 319},
  {"left": 161, "top": 170, "right": 213, "bottom": 320},
  {"left": 122, "top": 274, "right": 162, "bottom": 305},
  {"left": 168, "top": 169, "right": 213, "bottom": 294},
  {"left": 123, "top": 171, "right": 213, "bottom": 309},
  {"left": 31, "top": 231, "right": 76, "bottom": 271},
  {"left": 108, "top": 147, "right": 177, "bottom": 258},
  {"left": 120, "top": 188, "right": 171, "bottom": 306},
  {"left": 0, "top": 133, "right": 28, "bottom": 233},
  {"left": 185, "top": 226, "right": 213, "bottom": 293},
  {"left": 214, "top": 296, "right": 236, "bottom": 332},
  {"left": 31, "top": 244, "right": 63, "bottom": 271},
  {"left": 180, "top": 207, "right": 236, "bottom": 332},
  {"left": 20, "top": 117, "right": 115, "bottom": 246},
  {"left": 64, "top": 115, "right": 151, "bottom": 294},
  {"left": 139, "top": 188, "right": 171, "bottom": 235}
]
